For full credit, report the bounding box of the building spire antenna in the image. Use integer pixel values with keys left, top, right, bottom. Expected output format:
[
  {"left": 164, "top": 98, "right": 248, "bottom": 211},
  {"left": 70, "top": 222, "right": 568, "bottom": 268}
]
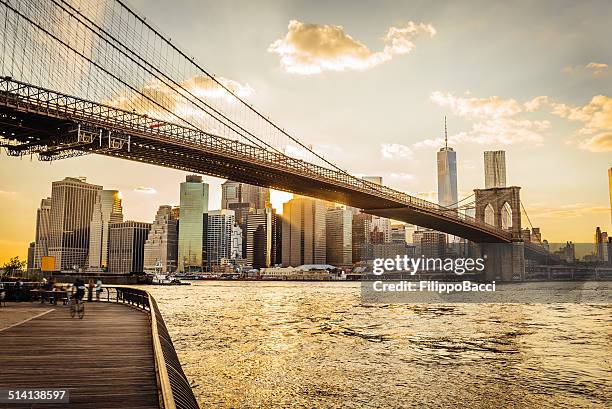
[{"left": 444, "top": 116, "right": 448, "bottom": 149}]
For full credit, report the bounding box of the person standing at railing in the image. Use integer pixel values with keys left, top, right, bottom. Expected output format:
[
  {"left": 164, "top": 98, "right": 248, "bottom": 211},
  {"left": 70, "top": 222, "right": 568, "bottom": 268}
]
[
  {"left": 87, "top": 279, "right": 94, "bottom": 302},
  {"left": 95, "top": 279, "right": 102, "bottom": 302},
  {"left": 15, "top": 279, "right": 23, "bottom": 302},
  {"left": 66, "top": 282, "right": 73, "bottom": 304}
]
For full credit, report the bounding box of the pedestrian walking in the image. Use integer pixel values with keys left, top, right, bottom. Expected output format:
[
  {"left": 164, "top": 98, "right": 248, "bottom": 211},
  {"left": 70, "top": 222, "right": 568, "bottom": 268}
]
[{"left": 95, "top": 279, "right": 102, "bottom": 301}]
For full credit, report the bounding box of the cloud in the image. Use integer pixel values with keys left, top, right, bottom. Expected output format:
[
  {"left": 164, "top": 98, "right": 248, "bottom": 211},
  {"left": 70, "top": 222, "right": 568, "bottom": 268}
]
[
  {"left": 579, "top": 132, "right": 612, "bottom": 152},
  {"left": 551, "top": 95, "right": 612, "bottom": 130},
  {"left": 524, "top": 96, "right": 550, "bottom": 112},
  {"left": 134, "top": 186, "right": 157, "bottom": 194},
  {"left": 389, "top": 172, "right": 416, "bottom": 180},
  {"left": 186, "top": 76, "right": 254, "bottom": 101},
  {"left": 0, "top": 190, "right": 17, "bottom": 197},
  {"left": 586, "top": 62, "right": 608, "bottom": 70},
  {"left": 381, "top": 143, "right": 413, "bottom": 159},
  {"left": 427, "top": 91, "right": 612, "bottom": 151},
  {"left": 422, "top": 92, "right": 550, "bottom": 146},
  {"left": 268, "top": 20, "right": 435, "bottom": 75},
  {"left": 563, "top": 62, "right": 609, "bottom": 76},
  {"left": 430, "top": 92, "right": 522, "bottom": 119},
  {"left": 550, "top": 95, "right": 612, "bottom": 152},
  {"left": 110, "top": 75, "right": 253, "bottom": 119},
  {"left": 468, "top": 118, "right": 549, "bottom": 144}
]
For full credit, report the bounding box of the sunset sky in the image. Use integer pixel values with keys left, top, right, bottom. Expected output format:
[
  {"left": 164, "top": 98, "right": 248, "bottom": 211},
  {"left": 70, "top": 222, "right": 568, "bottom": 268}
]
[{"left": 1, "top": 0, "right": 611, "bottom": 263}]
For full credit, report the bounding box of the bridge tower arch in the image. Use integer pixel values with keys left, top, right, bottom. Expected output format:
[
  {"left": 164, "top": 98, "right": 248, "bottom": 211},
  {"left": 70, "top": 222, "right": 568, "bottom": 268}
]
[
  {"left": 501, "top": 201, "right": 513, "bottom": 231},
  {"left": 474, "top": 186, "right": 525, "bottom": 282},
  {"left": 474, "top": 186, "right": 522, "bottom": 240}
]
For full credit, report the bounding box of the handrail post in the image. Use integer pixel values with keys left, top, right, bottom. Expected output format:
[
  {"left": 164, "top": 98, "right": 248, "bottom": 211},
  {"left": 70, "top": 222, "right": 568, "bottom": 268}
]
[
  {"left": 149, "top": 295, "right": 176, "bottom": 409},
  {"left": 95, "top": 285, "right": 197, "bottom": 408}
]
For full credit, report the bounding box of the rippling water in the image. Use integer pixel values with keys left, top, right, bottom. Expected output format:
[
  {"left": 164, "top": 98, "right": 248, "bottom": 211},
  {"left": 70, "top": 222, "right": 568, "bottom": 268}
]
[{"left": 146, "top": 281, "right": 611, "bottom": 408}]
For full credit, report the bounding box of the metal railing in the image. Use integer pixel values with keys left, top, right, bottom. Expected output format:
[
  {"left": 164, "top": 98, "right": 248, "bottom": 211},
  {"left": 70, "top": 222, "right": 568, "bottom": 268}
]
[
  {"left": 0, "top": 78, "right": 511, "bottom": 241},
  {"left": 101, "top": 286, "right": 199, "bottom": 409}
]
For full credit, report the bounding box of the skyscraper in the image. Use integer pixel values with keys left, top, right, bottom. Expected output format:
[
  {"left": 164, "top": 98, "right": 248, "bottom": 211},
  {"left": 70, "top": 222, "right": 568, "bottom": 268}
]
[
  {"left": 352, "top": 212, "right": 372, "bottom": 263},
  {"left": 221, "top": 180, "right": 270, "bottom": 210},
  {"left": 48, "top": 177, "right": 102, "bottom": 271},
  {"left": 272, "top": 210, "right": 282, "bottom": 266},
  {"left": 178, "top": 175, "right": 209, "bottom": 273},
  {"left": 370, "top": 216, "right": 391, "bottom": 243},
  {"left": 404, "top": 224, "right": 417, "bottom": 244},
  {"left": 371, "top": 243, "right": 416, "bottom": 260},
  {"left": 230, "top": 223, "right": 243, "bottom": 260},
  {"left": 206, "top": 209, "right": 235, "bottom": 271},
  {"left": 227, "top": 202, "right": 252, "bottom": 258},
  {"left": 484, "top": 150, "right": 507, "bottom": 189},
  {"left": 437, "top": 117, "right": 458, "bottom": 207},
  {"left": 221, "top": 180, "right": 241, "bottom": 209},
  {"left": 32, "top": 197, "right": 52, "bottom": 270},
  {"left": 595, "top": 226, "right": 609, "bottom": 263},
  {"left": 27, "top": 242, "right": 35, "bottom": 272},
  {"left": 221, "top": 180, "right": 271, "bottom": 258},
  {"left": 326, "top": 208, "right": 353, "bottom": 266},
  {"left": 418, "top": 231, "right": 447, "bottom": 258},
  {"left": 361, "top": 176, "right": 392, "bottom": 244},
  {"left": 88, "top": 190, "right": 123, "bottom": 270},
  {"left": 281, "top": 196, "right": 327, "bottom": 267},
  {"left": 246, "top": 208, "right": 273, "bottom": 269},
  {"left": 107, "top": 221, "right": 151, "bottom": 274},
  {"left": 390, "top": 224, "right": 408, "bottom": 244},
  {"left": 242, "top": 184, "right": 271, "bottom": 210},
  {"left": 144, "top": 205, "right": 179, "bottom": 273}
]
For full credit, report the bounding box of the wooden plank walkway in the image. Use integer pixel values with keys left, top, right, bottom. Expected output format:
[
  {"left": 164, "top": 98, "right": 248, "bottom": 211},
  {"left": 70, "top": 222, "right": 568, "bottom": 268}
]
[{"left": 0, "top": 302, "right": 160, "bottom": 409}]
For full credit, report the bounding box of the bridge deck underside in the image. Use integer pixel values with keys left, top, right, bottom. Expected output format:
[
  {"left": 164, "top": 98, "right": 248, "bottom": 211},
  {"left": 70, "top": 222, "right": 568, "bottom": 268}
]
[
  {"left": 0, "top": 102, "right": 510, "bottom": 243},
  {"left": 364, "top": 207, "right": 509, "bottom": 243}
]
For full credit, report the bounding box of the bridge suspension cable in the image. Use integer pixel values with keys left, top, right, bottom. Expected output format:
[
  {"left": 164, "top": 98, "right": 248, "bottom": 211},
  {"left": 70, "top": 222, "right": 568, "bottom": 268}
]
[
  {"left": 520, "top": 202, "right": 535, "bottom": 231},
  {"left": 0, "top": 0, "right": 518, "bottom": 243},
  {"left": 113, "top": 0, "right": 349, "bottom": 176},
  {"left": 440, "top": 192, "right": 475, "bottom": 210},
  {"left": 0, "top": 0, "right": 354, "bottom": 177},
  {"left": 51, "top": 0, "right": 272, "bottom": 151}
]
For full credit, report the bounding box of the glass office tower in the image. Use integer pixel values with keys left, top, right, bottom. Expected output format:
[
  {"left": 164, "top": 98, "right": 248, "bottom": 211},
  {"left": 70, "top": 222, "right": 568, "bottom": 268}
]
[
  {"left": 437, "top": 119, "right": 458, "bottom": 208},
  {"left": 178, "top": 175, "right": 209, "bottom": 273}
]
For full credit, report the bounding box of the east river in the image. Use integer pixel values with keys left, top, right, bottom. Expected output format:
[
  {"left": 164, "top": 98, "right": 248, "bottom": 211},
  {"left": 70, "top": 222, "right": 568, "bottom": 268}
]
[{"left": 146, "top": 281, "right": 611, "bottom": 408}]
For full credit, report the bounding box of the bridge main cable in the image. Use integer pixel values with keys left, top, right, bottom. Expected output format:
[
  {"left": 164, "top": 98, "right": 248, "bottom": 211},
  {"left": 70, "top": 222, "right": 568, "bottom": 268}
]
[
  {"left": 112, "top": 0, "right": 354, "bottom": 177},
  {"left": 51, "top": 0, "right": 283, "bottom": 153}
]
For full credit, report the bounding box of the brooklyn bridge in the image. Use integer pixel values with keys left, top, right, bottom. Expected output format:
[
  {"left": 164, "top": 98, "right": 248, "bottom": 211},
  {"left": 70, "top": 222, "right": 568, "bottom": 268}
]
[{"left": 0, "top": 0, "right": 553, "bottom": 275}]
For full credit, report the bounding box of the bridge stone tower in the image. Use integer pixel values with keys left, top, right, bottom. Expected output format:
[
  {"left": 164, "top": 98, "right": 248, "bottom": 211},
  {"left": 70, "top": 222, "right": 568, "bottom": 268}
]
[
  {"left": 474, "top": 186, "right": 522, "bottom": 240},
  {"left": 474, "top": 186, "right": 525, "bottom": 282}
]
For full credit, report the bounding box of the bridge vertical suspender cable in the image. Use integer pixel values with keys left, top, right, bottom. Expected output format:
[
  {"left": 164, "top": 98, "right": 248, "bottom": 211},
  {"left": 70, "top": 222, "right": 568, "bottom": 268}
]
[
  {"left": 112, "top": 0, "right": 352, "bottom": 177},
  {"left": 52, "top": 0, "right": 273, "bottom": 152},
  {"left": 2, "top": 0, "right": 363, "bottom": 181},
  {"left": 521, "top": 202, "right": 535, "bottom": 231}
]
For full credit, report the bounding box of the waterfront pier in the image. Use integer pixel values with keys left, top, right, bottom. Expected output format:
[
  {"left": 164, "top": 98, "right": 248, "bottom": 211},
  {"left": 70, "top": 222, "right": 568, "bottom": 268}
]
[{"left": 0, "top": 287, "right": 199, "bottom": 409}]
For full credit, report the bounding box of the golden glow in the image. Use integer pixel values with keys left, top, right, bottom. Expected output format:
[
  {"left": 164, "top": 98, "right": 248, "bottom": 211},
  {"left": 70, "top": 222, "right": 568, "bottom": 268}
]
[{"left": 270, "top": 190, "right": 293, "bottom": 214}]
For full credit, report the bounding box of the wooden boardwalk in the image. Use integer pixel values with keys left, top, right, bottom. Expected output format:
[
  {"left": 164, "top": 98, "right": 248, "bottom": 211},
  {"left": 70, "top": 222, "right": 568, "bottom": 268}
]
[{"left": 0, "top": 302, "right": 160, "bottom": 409}]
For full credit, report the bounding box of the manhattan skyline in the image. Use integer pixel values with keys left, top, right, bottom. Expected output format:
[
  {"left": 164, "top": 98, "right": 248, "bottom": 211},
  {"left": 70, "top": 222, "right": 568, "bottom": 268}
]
[{"left": 1, "top": 0, "right": 611, "bottom": 263}]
